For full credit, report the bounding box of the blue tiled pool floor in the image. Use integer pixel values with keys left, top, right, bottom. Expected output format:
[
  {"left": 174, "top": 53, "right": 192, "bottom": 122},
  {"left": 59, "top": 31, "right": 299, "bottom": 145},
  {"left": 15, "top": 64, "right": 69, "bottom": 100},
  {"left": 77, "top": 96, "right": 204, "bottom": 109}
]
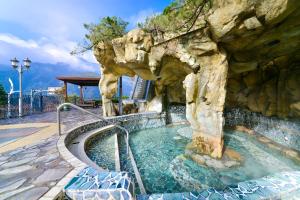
[{"left": 85, "top": 125, "right": 300, "bottom": 196}]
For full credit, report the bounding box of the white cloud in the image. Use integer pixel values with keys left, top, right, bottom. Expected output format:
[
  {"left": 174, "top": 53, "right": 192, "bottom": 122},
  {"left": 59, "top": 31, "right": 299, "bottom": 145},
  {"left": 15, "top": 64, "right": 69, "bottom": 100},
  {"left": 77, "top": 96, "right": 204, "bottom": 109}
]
[
  {"left": 0, "top": 0, "right": 99, "bottom": 72},
  {"left": 0, "top": 33, "right": 98, "bottom": 72},
  {"left": 0, "top": 1, "right": 165, "bottom": 73},
  {"left": 127, "top": 9, "right": 156, "bottom": 28},
  {"left": 0, "top": 0, "right": 93, "bottom": 41},
  {"left": 0, "top": 34, "right": 38, "bottom": 48}
]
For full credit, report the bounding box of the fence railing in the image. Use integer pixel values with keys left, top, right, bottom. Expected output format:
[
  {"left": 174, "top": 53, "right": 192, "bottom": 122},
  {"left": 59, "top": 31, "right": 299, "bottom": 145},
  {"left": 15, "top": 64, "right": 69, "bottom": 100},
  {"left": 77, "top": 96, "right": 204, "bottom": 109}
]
[{"left": 0, "top": 93, "right": 63, "bottom": 119}]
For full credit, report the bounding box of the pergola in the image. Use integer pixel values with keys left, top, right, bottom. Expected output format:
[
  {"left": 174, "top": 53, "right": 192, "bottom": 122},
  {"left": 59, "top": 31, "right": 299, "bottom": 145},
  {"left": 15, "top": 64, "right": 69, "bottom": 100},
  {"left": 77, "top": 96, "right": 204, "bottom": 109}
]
[{"left": 56, "top": 76, "right": 100, "bottom": 103}]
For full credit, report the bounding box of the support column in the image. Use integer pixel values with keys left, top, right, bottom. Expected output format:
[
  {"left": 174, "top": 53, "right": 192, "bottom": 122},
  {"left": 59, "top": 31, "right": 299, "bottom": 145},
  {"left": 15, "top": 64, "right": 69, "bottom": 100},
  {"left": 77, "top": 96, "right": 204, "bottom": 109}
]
[
  {"left": 18, "top": 68, "right": 23, "bottom": 117},
  {"left": 79, "top": 85, "right": 84, "bottom": 104},
  {"left": 64, "top": 81, "right": 68, "bottom": 102},
  {"left": 184, "top": 48, "right": 228, "bottom": 159},
  {"left": 99, "top": 71, "right": 118, "bottom": 117},
  {"left": 30, "top": 89, "right": 34, "bottom": 114},
  {"left": 118, "top": 76, "right": 123, "bottom": 115}
]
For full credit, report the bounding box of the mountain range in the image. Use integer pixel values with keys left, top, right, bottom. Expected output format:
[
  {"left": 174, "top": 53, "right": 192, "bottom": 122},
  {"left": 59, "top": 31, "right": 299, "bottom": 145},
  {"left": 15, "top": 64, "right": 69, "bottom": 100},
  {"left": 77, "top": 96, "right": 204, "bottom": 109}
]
[{"left": 0, "top": 62, "right": 134, "bottom": 99}]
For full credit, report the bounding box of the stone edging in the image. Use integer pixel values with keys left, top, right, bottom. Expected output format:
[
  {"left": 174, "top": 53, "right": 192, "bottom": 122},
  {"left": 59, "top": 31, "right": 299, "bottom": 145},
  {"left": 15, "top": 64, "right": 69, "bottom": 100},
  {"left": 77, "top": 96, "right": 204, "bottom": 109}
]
[
  {"left": 225, "top": 108, "right": 300, "bottom": 151},
  {"left": 40, "top": 122, "right": 92, "bottom": 200},
  {"left": 40, "top": 112, "right": 166, "bottom": 199},
  {"left": 39, "top": 166, "right": 86, "bottom": 200},
  {"left": 39, "top": 109, "right": 300, "bottom": 200},
  {"left": 40, "top": 111, "right": 184, "bottom": 199},
  {"left": 231, "top": 125, "right": 300, "bottom": 162}
]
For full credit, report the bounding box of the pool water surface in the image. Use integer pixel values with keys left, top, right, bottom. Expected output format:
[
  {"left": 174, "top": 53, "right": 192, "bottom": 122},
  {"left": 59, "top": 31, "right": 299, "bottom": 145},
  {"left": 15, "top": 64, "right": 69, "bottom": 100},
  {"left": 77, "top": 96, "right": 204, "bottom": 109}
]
[{"left": 87, "top": 125, "right": 300, "bottom": 194}]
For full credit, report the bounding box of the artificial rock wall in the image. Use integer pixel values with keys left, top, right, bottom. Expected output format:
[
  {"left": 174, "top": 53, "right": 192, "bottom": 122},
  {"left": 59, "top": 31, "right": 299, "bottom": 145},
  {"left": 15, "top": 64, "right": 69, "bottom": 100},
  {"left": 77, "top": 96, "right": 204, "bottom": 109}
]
[
  {"left": 215, "top": 0, "right": 300, "bottom": 118},
  {"left": 94, "top": 29, "right": 228, "bottom": 158},
  {"left": 93, "top": 0, "right": 300, "bottom": 158}
]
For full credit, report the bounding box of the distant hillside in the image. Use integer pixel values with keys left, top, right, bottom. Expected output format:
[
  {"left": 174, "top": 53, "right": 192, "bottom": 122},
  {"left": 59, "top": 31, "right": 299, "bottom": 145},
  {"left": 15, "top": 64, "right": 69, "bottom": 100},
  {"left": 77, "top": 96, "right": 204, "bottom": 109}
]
[{"left": 0, "top": 62, "right": 133, "bottom": 99}]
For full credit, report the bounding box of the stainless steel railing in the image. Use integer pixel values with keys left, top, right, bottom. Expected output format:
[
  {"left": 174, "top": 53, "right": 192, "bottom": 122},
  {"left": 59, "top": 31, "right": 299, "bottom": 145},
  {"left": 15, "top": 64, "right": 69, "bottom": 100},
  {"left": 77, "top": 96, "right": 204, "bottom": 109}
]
[{"left": 57, "top": 103, "right": 129, "bottom": 154}]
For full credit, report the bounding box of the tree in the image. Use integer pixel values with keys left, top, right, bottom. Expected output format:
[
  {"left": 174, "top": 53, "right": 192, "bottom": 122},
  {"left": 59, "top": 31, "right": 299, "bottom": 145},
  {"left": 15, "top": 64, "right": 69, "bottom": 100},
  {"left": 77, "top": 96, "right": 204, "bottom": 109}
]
[
  {"left": 71, "top": 16, "right": 129, "bottom": 55},
  {"left": 0, "top": 84, "right": 7, "bottom": 106},
  {"left": 138, "top": 0, "right": 212, "bottom": 34}
]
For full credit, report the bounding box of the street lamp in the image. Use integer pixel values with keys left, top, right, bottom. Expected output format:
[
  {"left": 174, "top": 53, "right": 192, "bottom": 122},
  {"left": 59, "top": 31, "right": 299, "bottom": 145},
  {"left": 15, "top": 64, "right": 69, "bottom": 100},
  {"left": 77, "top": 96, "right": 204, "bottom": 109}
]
[{"left": 10, "top": 57, "right": 31, "bottom": 117}]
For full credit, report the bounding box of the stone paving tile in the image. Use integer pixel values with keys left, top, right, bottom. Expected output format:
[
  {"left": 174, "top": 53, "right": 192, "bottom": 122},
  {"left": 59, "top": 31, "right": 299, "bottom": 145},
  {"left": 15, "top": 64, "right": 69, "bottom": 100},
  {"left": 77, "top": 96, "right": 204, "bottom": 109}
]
[
  {"left": 34, "top": 168, "right": 70, "bottom": 185},
  {"left": 0, "top": 127, "right": 45, "bottom": 147},
  {"left": 0, "top": 108, "right": 101, "bottom": 126},
  {"left": 0, "top": 136, "right": 72, "bottom": 199},
  {"left": 0, "top": 156, "right": 9, "bottom": 162},
  {"left": 10, "top": 187, "right": 49, "bottom": 200},
  {"left": 0, "top": 165, "right": 34, "bottom": 175},
  {"left": 1, "top": 157, "right": 36, "bottom": 168},
  {"left": 0, "top": 185, "right": 35, "bottom": 200},
  {"left": 0, "top": 178, "right": 26, "bottom": 194},
  {"left": 0, "top": 108, "right": 102, "bottom": 199}
]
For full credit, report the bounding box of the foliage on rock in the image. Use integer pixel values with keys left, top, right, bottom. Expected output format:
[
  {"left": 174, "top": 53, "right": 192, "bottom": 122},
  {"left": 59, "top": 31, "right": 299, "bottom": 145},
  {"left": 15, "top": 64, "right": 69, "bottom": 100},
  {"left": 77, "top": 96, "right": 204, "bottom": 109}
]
[
  {"left": 71, "top": 16, "right": 128, "bottom": 55},
  {"left": 138, "top": 0, "right": 212, "bottom": 34}
]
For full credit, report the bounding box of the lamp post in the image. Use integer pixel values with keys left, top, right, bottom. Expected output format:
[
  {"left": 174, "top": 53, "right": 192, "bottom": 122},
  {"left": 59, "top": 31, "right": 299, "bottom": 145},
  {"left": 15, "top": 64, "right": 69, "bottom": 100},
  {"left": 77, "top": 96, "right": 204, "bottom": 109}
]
[{"left": 10, "top": 57, "right": 31, "bottom": 117}]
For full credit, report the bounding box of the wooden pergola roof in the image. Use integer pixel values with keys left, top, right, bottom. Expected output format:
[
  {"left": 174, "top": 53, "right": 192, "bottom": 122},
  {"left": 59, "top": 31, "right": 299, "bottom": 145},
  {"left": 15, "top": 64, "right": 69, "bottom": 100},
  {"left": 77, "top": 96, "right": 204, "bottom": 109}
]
[{"left": 56, "top": 76, "right": 100, "bottom": 86}]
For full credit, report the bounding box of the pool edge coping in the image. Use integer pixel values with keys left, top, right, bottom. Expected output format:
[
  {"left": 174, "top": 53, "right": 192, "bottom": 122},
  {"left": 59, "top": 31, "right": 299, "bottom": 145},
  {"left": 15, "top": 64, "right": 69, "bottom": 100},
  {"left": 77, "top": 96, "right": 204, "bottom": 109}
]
[
  {"left": 44, "top": 112, "right": 164, "bottom": 200},
  {"left": 40, "top": 112, "right": 300, "bottom": 200},
  {"left": 40, "top": 121, "right": 92, "bottom": 200}
]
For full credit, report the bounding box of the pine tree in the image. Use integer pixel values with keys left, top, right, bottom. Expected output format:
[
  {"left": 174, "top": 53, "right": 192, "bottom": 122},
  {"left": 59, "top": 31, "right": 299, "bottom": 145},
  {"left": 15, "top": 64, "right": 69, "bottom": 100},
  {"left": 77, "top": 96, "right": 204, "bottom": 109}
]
[{"left": 71, "top": 16, "right": 128, "bottom": 55}]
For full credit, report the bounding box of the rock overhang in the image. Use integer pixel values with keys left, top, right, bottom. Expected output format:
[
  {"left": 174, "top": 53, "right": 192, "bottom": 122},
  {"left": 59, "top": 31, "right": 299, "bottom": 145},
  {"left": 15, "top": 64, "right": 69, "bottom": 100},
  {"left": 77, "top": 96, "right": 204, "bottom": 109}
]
[{"left": 93, "top": 0, "right": 300, "bottom": 157}]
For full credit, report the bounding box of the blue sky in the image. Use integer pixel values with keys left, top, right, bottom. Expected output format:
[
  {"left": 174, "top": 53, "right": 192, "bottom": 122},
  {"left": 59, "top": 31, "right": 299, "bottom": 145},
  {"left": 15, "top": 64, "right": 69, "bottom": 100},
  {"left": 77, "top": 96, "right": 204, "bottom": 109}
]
[{"left": 0, "top": 0, "right": 171, "bottom": 72}]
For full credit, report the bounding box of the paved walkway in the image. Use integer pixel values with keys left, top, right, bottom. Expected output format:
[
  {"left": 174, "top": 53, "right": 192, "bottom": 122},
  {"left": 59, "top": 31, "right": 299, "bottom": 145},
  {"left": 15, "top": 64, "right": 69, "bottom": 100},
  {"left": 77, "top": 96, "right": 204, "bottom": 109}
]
[
  {"left": 0, "top": 108, "right": 102, "bottom": 200},
  {"left": 0, "top": 126, "right": 44, "bottom": 148},
  {"left": 0, "top": 123, "right": 56, "bottom": 153}
]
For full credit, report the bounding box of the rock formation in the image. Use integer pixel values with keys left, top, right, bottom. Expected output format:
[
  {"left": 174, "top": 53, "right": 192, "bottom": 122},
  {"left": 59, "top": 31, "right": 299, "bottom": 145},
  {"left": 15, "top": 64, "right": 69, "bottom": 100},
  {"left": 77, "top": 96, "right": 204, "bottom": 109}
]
[
  {"left": 94, "top": 0, "right": 300, "bottom": 158},
  {"left": 214, "top": 0, "right": 300, "bottom": 118}
]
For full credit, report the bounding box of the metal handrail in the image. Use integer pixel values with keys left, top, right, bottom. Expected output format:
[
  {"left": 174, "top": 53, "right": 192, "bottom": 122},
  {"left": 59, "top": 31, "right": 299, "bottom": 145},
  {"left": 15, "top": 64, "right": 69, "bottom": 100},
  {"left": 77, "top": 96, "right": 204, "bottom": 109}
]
[{"left": 57, "top": 103, "right": 129, "bottom": 154}]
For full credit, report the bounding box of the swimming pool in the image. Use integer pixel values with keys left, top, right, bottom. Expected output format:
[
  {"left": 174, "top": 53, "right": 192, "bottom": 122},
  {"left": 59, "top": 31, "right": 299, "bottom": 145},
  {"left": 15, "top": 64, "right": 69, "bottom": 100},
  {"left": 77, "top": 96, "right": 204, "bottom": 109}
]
[{"left": 86, "top": 125, "right": 300, "bottom": 194}]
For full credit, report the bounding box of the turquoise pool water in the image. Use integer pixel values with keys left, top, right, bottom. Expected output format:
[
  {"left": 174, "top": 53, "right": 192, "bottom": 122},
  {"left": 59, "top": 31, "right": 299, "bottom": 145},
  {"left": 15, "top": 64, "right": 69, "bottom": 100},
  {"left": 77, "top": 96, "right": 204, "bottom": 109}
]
[
  {"left": 86, "top": 125, "right": 300, "bottom": 194},
  {"left": 86, "top": 132, "right": 116, "bottom": 170}
]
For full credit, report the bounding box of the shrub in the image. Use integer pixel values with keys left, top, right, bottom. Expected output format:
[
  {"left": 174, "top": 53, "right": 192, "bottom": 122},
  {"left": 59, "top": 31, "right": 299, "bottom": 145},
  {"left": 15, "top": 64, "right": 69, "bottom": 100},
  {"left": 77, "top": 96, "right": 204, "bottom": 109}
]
[{"left": 0, "top": 84, "right": 7, "bottom": 106}]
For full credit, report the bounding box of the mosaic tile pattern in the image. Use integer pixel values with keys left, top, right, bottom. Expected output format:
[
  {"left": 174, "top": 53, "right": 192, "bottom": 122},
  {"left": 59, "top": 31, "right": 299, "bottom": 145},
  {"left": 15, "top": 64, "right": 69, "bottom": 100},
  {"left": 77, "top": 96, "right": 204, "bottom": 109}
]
[
  {"left": 137, "top": 171, "right": 300, "bottom": 200},
  {"left": 65, "top": 108, "right": 300, "bottom": 199},
  {"left": 65, "top": 111, "right": 171, "bottom": 198},
  {"left": 166, "top": 105, "right": 186, "bottom": 124},
  {"left": 66, "top": 106, "right": 186, "bottom": 148},
  {"left": 225, "top": 108, "right": 300, "bottom": 151},
  {"left": 65, "top": 112, "right": 167, "bottom": 147},
  {"left": 64, "top": 167, "right": 134, "bottom": 200},
  {"left": 85, "top": 128, "right": 119, "bottom": 170}
]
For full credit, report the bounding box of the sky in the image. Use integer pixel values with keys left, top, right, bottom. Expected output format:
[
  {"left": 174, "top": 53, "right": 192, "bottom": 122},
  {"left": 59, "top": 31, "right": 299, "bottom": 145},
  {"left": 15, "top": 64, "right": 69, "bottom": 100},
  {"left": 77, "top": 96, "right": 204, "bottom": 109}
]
[{"left": 0, "top": 0, "right": 171, "bottom": 72}]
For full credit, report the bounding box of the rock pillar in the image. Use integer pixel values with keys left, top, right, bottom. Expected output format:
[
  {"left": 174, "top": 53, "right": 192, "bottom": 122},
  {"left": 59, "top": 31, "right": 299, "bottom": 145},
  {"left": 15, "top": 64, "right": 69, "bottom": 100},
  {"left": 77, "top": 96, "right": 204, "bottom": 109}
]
[
  {"left": 184, "top": 48, "right": 228, "bottom": 159},
  {"left": 99, "top": 71, "right": 118, "bottom": 117}
]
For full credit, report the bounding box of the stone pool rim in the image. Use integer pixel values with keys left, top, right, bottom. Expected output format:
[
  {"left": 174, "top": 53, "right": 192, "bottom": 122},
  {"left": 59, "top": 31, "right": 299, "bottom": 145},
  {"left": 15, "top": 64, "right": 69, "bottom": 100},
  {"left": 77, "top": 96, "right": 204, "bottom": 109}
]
[
  {"left": 57, "top": 111, "right": 300, "bottom": 199},
  {"left": 57, "top": 111, "right": 168, "bottom": 198},
  {"left": 39, "top": 120, "right": 92, "bottom": 200}
]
